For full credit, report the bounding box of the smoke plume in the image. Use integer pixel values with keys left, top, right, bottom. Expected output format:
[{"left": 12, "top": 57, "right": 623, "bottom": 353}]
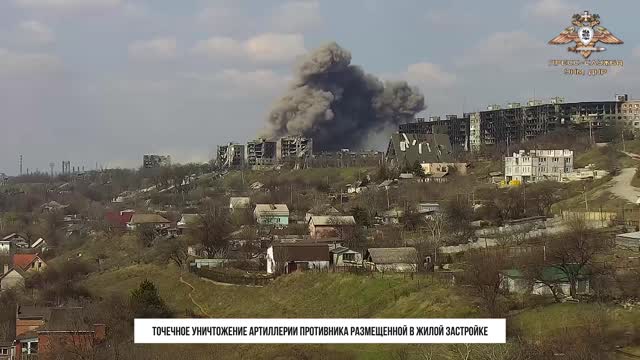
[{"left": 263, "top": 42, "right": 425, "bottom": 151}]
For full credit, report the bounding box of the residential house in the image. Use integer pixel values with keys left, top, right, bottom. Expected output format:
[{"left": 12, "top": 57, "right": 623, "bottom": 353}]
[
  {"left": 229, "top": 197, "right": 250, "bottom": 211},
  {"left": 0, "top": 266, "right": 25, "bottom": 290},
  {"left": 13, "top": 254, "right": 47, "bottom": 273},
  {"left": 105, "top": 210, "right": 135, "bottom": 230},
  {"left": 329, "top": 245, "right": 362, "bottom": 267},
  {"left": 254, "top": 204, "right": 289, "bottom": 226},
  {"left": 377, "top": 180, "right": 395, "bottom": 190},
  {"left": 41, "top": 201, "right": 69, "bottom": 212},
  {"left": 308, "top": 216, "right": 356, "bottom": 239},
  {"left": 380, "top": 209, "right": 404, "bottom": 225},
  {"left": 0, "top": 341, "right": 14, "bottom": 360},
  {"left": 423, "top": 172, "right": 449, "bottom": 183},
  {"left": 177, "top": 214, "right": 201, "bottom": 235},
  {"left": 616, "top": 231, "right": 640, "bottom": 251},
  {"left": 421, "top": 162, "right": 469, "bottom": 176},
  {"left": 126, "top": 214, "right": 171, "bottom": 231},
  {"left": 15, "top": 306, "right": 106, "bottom": 360},
  {"left": 0, "top": 241, "right": 12, "bottom": 255},
  {"left": 305, "top": 204, "right": 341, "bottom": 223},
  {"left": 31, "top": 238, "right": 48, "bottom": 251},
  {"left": 266, "top": 243, "right": 330, "bottom": 274},
  {"left": 364, "top": 247, "right": 419, "bottom": 273},
  {"left": 500, "top": 266, "right": 590, "bottom": 297},
  {"left": 386, "top": 133, "right": 455, "bottom": 170},
  {"left": 2, "top": 233, "right": 28, "bottom": 248},
  {"left": 504, "top": 149, "right": 574, "bottom": 183}
]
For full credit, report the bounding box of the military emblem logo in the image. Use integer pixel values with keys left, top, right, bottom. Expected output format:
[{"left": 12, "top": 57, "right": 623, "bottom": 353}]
[{"left": 549, "top": 11, "right": 623, "bottom": 59}]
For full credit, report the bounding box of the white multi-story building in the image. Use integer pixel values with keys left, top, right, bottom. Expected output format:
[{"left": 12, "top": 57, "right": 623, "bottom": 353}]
[{"left": 505, "top": 149, "right": 573, "bottom": 183}]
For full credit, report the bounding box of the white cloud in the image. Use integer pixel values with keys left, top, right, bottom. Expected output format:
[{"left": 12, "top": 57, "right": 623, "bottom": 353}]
[
  {"left": 18, "top": 20, "right": 54, "bottom": 44},
  {"left": 129, "top": 37, "right": 177, "bottom": 61},
  {"left": 0, "top": 48, "right": 61, "bottom": 77},
  {"left": 271, "top": 1, "right": 322, "bottom": 32},
  {"left": 405, "top": 63, "right": 456, "bottom": 87},
  {"left": 192, "top": 37, "right": 244, "bottom": 58},
  {"left": 525, "top": 0, "right": 575, "bottom": 20},
  {"left": 245, "top": 33, "right": 306, "bottom": 63},
  {"left": 193, "top": 33, "right": 306, "bottom": 64},
  {"left": 14, "top": 0, "right": 122, "bottom": 12}
]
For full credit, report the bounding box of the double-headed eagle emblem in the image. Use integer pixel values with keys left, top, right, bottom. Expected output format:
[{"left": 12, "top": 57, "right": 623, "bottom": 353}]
[{"left": 549, "top": 11, "right": 623, "bottom": 58}]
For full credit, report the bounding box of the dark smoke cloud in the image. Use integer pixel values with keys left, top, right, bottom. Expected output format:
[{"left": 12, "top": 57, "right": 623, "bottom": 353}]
[{"left": 263, "top": 42, "right": 425, "bottom": 151}]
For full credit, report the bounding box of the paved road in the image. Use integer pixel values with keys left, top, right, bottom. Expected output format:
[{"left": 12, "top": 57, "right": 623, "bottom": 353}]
[{"left": 608, "top": 168, "right": 640, "bottom": 203}]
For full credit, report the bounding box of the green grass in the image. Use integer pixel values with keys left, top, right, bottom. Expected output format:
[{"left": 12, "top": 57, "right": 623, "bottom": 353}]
[{"left": 512, "top": 302, "right": 640, "bottom": 341}]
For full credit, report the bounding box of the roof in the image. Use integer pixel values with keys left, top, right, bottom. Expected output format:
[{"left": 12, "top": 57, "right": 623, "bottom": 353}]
[
  {"left": 105, "top": 211, "right": 134, "bottom": 227},
  {"left": 13, "top": 253, "right": 42, "bottom": 270},
  {"left": 2, "top": 233, "right": 24, "bottom": 241},
  {"left": 366, "top": 247, "right": 418, "bottom": 264},
  {"left": 386, "top": 133, "right": 454, "bottom": 167},
  {"left": 42, "top": 308, "right": 94, "bottom": 331},
  {"left": 501, "top": 265, "right": 590, "bottom": 282},
  {"left": 378, "top": 180, "right": 394, "bottom": 188},
  {"left": 31, "top": 238, "right": 46, "bottom": 248},
  {"left": 230, "top": 197, "right": 250, "bottom": 208},
  {"left": 617, "top": 231, "right": 640, "bottom": 240},
  {"left": 310, "top": 215, "right": 356, "bottom": 226},
  {"left": 271, "top": 243, "right": 330, "bottom": 262},
  {"left": 178, "top": 214, "right": 200, "bottom": 226},
  {"left": 307, "top": 204, "right": 340, "bottom": 216},
  {"left": 329, "top": 246, "right": 358, "bottom": 254},
  {"left": 17, "top": 305, "right": 50, "bottom": 320},
  {"left": 42, "top": 201, "right": 68, "bottom": 209},
  {"left": 0, "top": 267, "right": 25, "bottom": 280},
  {"left": 129, "top": 213, "right": 170, "bottom": 224},
  {"left": 254, "top": 204, "right": 289, "bottom": 217},
  {"left": 382, "top": 209, "right": 404, "bottom": 218}
]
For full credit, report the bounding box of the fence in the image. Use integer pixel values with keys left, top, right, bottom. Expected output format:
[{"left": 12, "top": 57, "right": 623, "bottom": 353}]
[{"left": 192, "top": 267, "right": 275, "bottom": 286}]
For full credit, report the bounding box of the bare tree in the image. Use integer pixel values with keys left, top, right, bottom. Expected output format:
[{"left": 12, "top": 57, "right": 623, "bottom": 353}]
[
  {"left": 463, "top": 249, "right": 510, "bottom": 316},
  {"left": 544, "top": 218, "right": 606, "bottom": 298}
]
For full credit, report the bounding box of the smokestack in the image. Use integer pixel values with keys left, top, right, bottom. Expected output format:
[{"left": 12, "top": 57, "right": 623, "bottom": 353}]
[{"left": 263, "top": 42, "right": 425, "bottom": 151}]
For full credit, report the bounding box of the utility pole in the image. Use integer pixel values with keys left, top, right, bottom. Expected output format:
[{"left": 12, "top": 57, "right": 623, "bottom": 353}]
[{"left": 19, "top": 155, "right": 23, "bottom": 176}]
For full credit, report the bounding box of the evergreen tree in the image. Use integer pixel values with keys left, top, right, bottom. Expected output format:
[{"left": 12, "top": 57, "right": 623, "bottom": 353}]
[{"left": 129, "top": 279, "right": 171, "bottom": 318}]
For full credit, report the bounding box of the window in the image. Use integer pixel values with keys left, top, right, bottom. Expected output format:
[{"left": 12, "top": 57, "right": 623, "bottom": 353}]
[
  {"left": 343, "top": 253, "right": 356, "bottom": 261},
  {"left": 0, "top": 348, "right": 8, "bottom": 355}
]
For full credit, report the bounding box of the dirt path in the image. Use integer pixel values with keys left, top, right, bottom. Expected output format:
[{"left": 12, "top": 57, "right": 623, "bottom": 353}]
[
  {"left": 608, "top": 168, "right": 640, "bottom": 203},
  {"left": 179, "top": 276, "right": 210, "bottom": 317}
]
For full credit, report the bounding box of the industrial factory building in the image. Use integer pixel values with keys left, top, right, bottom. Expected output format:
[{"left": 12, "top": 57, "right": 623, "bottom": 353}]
[{"left": 400, "top": 94, "right": 633, "bottom": 153}]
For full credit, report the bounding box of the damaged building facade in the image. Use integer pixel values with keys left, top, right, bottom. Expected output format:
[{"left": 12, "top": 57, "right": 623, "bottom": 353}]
[
  {"left": 400, "top": 94, "right": 632, "bottom": 153},
  {"left": 386, "top": 133, "right": 468, "bottom": 175},
  {"left": 217, "top": 136, "right": 313, "bottom": 169},
  {"left": 142, "top": 154, "right": 171, "bottom": 169},
  {"left": 216, "top": 143, "right": 245, "bottom": 169}
]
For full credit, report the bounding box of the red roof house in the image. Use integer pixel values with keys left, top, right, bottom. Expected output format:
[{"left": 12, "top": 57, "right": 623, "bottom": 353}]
[{"left": 13, "top": 254, "right": 46, "bottom": 272}]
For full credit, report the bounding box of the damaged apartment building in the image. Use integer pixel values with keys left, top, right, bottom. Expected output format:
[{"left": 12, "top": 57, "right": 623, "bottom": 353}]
[
  {"left": 386, "top": 133, "right": 467, "bottom": 175},
  {"left": 216, "top": 142, "right": 245, "bottom": 169},
  {"left": 400, "top": 94, "right": 632, "bottom": 153},
  {"left": 217, "top": 136, "right": 312, "bottom": 169}
]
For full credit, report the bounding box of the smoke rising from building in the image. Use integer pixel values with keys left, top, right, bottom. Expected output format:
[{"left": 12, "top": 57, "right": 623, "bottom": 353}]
[{"left": 263, "top": 42, "right": 425, "bottom": 151}]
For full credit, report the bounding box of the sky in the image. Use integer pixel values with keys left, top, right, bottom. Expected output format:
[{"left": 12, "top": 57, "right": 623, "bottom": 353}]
[{"left": 1, "top": 0, "right": 639, "bottom": 174}]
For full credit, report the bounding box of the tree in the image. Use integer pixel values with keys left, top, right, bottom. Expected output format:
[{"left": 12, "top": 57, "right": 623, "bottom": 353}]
[
  {"left": 196, "top": 208, "right": 232, "bottom": 257},
  {"left": 129, "top": 279, "right": 171, "bottom": 318},
  {"left": 443, "top": 198, "right": 475, "bottom": 245},
  {"left": 411, "top": 160, "right": 425, "bottom": 178},
  {"left": 157, "top": 238, "right": 189, "bottom": 269},
  {"left": 463, "top": 250, "right": 510, "bottom": 316},
  {"left": 136, "top": 224, "right": 156, "bottom": 248},
  {"left": 424, "top": 213, "right": 446, "bottom": 265},
  {"left": 401, "top": 205, "right": 422, "bottom": 231},
  {"left": 544, "top": 218, "right": 605, "bottom": 298},
  {"left": 350, "top": 206, "right": 371, "bottom": 227}
]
